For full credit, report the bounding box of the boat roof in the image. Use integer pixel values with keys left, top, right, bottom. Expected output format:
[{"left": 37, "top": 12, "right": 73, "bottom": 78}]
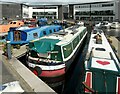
[
  {"left": 15, "top": 25, "right": 61, "bottom": 33},
  {"left": 86, "top": 28, "right": 120, "bottom": 73},
  {"left": 34, "top": 25, "right": 86, "bottom": 46},
  {"left": 31, "top": 38, "right": 60, "bottom": 53},
  {"left": 92, "top": 50, "right": 111, "bottom": 59},
  {"left": 90, "top": 57, "right": 118, "bottom": 72},
  {"left": 16, "top": 26, "right": 30, "bottom": 30},
  {"left": 0, "top": 32, "right": 8, "bottom": 36}
]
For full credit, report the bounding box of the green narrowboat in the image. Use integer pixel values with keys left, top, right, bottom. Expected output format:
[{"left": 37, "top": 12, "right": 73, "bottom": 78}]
[
  {"left": 83, "top": 28, "right": 120, "bottom": 93},
  {"left": 26, "top": 25, "right": 87, "bottom": 86}
]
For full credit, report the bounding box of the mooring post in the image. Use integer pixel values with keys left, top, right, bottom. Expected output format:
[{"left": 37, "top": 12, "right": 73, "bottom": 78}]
[{"left": 7, "top": 43, "right": 12, "bottom": 59}]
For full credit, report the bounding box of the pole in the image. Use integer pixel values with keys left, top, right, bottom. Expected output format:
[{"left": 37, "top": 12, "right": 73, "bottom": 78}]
[
  {"left": 7, "top": 43, "right": 12, "bottom": 59},
  {"left": 44, "top": 5, "right": 45, "bottom": 18}
]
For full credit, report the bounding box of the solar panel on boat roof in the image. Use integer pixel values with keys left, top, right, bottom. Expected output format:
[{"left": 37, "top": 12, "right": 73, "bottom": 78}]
[
  {"left": 68, "top": 25, "right": 79, "bottom": 30},
  {"left": 71, "top": 30, "right": 78, "bottom": 34},
  {"left": 54, "top": 31, "right": 68, "bottom": 35}
]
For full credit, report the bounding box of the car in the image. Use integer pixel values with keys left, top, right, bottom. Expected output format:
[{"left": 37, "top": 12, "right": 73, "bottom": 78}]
[{"left": 77, "top": 21, "right": 84, "bottom": 26}]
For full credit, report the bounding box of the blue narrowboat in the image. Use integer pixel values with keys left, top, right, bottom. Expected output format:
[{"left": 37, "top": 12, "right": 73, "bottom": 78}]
[
  {"left": 7, "top": 25, "right": 62, "bottom": 45},
  {"left": 37, "top": 18, "right": 47, "bottom": 27}
]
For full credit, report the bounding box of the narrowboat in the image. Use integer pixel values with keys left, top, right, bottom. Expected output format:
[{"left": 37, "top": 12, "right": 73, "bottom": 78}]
[
  {"left": 26, "top": 25, "right": 88, "bottom": 86},
  {"left": 7, "top": 25, "right": 62, "bottom": 46},
  {"left": 37, "top": 18, "right": 47, "bottom": 27},
  {"left": 0, "top": 21, "right": 24, "bottom": 33},
  {"left": 83, "top": 28, "right": 120, "bottom": 93}
]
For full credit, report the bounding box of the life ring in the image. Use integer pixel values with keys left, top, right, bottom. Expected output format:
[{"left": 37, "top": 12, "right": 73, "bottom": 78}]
[{"left": 33, "top": 66, "right": 42, "bottom": 76}]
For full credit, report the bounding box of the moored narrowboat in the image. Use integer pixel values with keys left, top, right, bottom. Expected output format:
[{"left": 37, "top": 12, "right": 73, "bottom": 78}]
[
  {"left": 83, "top": 28, "right": 120, "bottom": 93},
  {"left": 26, "top": 25, "right": 88, "bottom": 86},
  {"left": 7, "top": 25, "right": 62, "bottom": 46},
  {"left": 0, "top": 21, "right": 24, "bottom": 33}
]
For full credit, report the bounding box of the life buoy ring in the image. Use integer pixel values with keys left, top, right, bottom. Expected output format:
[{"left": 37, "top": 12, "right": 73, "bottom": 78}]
[{"left": 33, "top": 66, "right": 42, "bottom": 76}]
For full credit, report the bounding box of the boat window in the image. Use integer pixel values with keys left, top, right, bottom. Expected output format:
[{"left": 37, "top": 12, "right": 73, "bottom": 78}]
[
  {"left": 95, "top": 48, "right": 106, "bottom": 51},
  {"left": 49, "top": 30, "right": 52, "bottom": 33},
  {"left": 43, "top": 31, "right": 46, "bottom": 35},
  {"left": 33, "top": 33, "right": 38, "bottom": 38},
  {"left": 63, "top": 43, "right": 73, "bottom": 58},
  {"left": 14, "top": 30, "right": 21, "bottom": 41},
  {"left": 13, "top": 22, "right": 16, "bottom": 24},
  {"left": 59, "top": 27, "right": 61, "bottom": 30},
  {"left": 54, "top": 29, "right": 56, "bottom": 32}
]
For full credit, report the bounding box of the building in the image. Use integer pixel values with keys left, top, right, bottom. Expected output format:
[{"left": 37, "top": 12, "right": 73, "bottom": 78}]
[
  {"left": 0, "top": 3, "right": 22, "bottom": 20},
  {"left": 28, "top": 5, "right": 58, "bottom": 19},
  {"left": 22, "top": 4, "right": 29, "bottom": 18},
  {"left": 0, "top": 4, "right": 2, "bottom": 20},
  {"left": 69, "top": 0, "right": 120, "bottom": 21},
  {"left": 28, "top": 5, "right": 68, "bottom": 20}
]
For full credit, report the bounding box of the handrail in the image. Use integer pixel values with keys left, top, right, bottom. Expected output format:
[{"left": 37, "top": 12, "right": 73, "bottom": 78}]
[{"left": 82, "top": 82, "right": 97, "bottom": 93}]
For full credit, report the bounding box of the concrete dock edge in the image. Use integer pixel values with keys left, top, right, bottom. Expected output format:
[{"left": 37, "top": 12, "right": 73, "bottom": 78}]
[{"left": 2, "top": 55, "right": 56, "bottom": 93}]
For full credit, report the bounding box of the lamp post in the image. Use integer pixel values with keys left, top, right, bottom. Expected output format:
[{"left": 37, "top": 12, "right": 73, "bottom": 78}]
[{"left": 89, "top": 4, "right": 92, "bottom": 26}]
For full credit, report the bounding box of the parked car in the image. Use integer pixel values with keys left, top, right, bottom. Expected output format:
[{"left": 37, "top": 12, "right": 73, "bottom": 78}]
[
  {"left": 101, "top": 21, "right": 112, "bottom": 29},
  {"left": 110, "top": 22, "right": 120, "bottom": 29}
]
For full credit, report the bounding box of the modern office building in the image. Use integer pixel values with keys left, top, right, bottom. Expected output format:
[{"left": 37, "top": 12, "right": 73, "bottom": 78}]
[
  {"left": 0, "top": 4, "right": 2, "bottom": 20},
  {"left": 69, "top": 0, "right": 120, "bottom": 21},
  {"left": 0, "top": 3, "right": 22, "bottom": 20},
  {"left": 22, "top": 4, "right": 29, "bottom": 18},
  {"left": 29, "top": 6, "right": 59, "bottom": 19},
  {"left": 28, "top": 5, "right": 68, "bottom": 20}
]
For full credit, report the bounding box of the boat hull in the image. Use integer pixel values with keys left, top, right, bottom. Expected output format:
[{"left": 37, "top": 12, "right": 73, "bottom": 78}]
[
  {"left": 65, "top": 33, "right": 87, "bottom": 72},
  {"left": 83, "top": 28, "right": 120, "bottom": 93},
  {"left": 28, "top": 66, "right": 65, "bottom": 87}
]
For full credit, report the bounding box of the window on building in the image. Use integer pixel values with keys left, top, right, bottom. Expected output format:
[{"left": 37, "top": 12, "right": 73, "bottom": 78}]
[{"left": 102, "top": 3, "right": 114, "bottom": 7}]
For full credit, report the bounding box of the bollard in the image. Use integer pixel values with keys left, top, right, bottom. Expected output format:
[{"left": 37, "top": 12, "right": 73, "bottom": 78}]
[{"left": 7, "top": 43, "right": 12, "bottom": 59}]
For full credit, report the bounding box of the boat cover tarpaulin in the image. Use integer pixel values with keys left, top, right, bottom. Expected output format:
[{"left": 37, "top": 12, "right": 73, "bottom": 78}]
[{"left": 31, "top": 39, "right": 60, "bottom": 53}]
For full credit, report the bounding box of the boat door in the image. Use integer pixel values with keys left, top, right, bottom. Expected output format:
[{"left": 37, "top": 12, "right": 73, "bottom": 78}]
[
  {"left": 84, "top": 70, "right": 119, "bottom": 93},
  {"left": 14, "top": 30, "right": 21, "bottom": 41}
]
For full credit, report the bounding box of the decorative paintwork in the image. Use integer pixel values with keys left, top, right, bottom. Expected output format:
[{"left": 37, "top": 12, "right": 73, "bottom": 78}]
[
  {"left": 26, "top": 25, "right": 87, "bottom": 82},
  {"left": 84, "top": 28, "right": 120, "bottom": 93}
]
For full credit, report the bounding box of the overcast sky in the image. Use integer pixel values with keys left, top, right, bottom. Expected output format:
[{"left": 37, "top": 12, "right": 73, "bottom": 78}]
[{"left": 0, "top": 0, "right": 116, "bottom": 5}]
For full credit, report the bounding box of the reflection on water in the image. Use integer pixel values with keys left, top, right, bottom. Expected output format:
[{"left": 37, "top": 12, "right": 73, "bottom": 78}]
[{"left": 103, "top": 28, "right": 120, "bottom": 41}]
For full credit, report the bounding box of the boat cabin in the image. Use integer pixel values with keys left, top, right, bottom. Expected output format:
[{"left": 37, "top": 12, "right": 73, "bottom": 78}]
[
  {"left": 7, "top": 25, "right": 62, "bottom": 45},
  {"left": 28, "top": 26, "right": 87, "bottom": 62},
  {"left": 84, "top": 28, "right": 120, "bottom": 93}
]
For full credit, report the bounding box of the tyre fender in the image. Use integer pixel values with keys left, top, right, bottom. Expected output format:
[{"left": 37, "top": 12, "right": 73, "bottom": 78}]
[{"left": 33, "top": 66, "right": 42, "bottom": 76}]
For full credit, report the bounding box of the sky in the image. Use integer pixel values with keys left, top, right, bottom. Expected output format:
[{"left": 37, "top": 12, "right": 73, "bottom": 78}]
[{"left": 0, "top": 0, "right": 115, "bottom": 5}]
